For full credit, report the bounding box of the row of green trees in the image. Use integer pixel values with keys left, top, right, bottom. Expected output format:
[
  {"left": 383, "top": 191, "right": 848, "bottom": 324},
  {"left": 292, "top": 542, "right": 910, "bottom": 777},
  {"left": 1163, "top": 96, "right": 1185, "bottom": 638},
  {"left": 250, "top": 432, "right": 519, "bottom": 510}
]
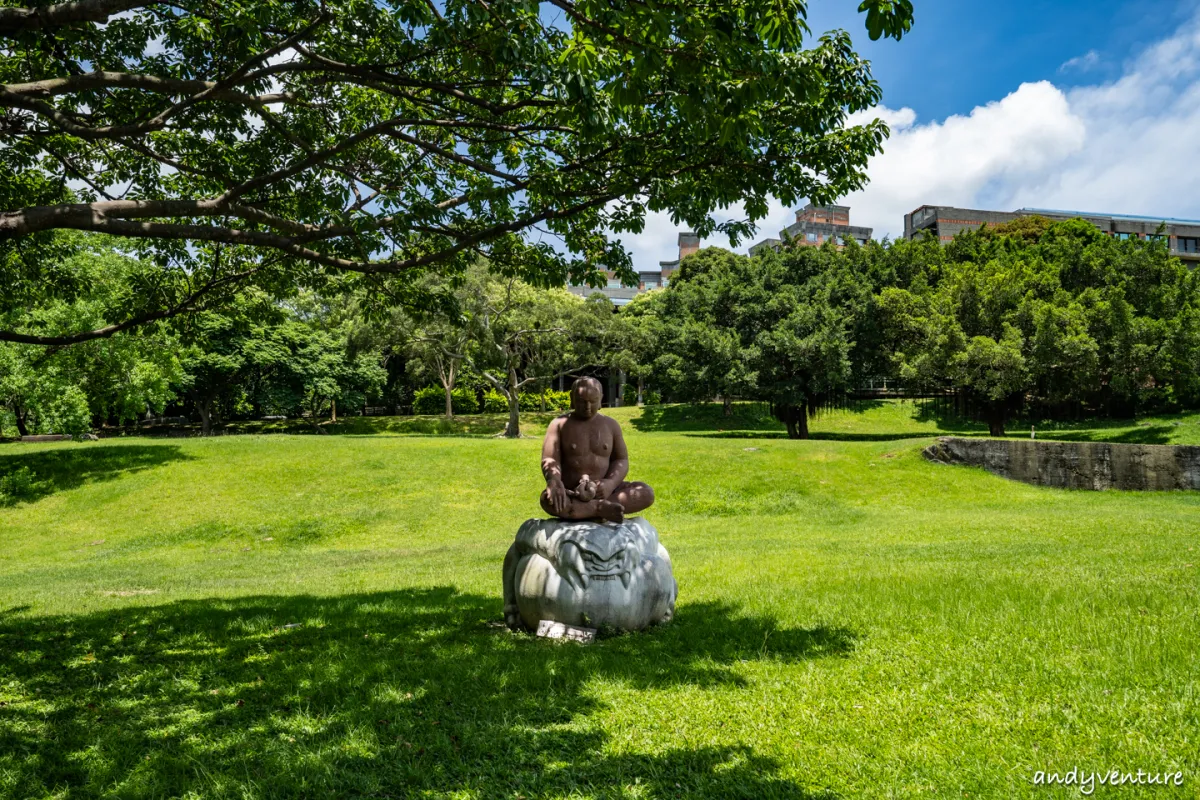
[
  {"left": 6, "top": 217, "right": 1197, "bottom": 440},
  {"left": 0, "top": 244, "right": 620, "bottom": 438},
  {"left": 620, "top": 217, "right": 1200, "bottom": 436}
]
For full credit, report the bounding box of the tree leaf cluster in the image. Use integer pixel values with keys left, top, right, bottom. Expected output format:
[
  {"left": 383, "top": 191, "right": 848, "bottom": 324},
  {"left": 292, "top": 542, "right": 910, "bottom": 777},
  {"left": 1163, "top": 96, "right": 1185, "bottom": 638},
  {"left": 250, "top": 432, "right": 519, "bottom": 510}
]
[{"left": 1, "top": 0, "right": 911, "bottom": 345}]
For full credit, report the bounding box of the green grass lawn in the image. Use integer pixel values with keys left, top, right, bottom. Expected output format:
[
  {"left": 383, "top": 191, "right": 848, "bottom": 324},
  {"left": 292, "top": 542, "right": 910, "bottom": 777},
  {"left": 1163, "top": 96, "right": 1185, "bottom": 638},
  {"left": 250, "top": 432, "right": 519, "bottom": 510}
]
[{"left": 1, "top": 401, "right": 1197, "bottom": 799}]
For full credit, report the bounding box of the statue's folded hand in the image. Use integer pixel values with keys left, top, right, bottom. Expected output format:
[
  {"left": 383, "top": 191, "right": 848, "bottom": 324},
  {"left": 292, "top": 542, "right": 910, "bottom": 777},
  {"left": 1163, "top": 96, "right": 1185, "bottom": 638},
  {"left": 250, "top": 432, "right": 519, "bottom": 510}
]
[
  {"left": 571, "top": 475, "right": 597, "bottom": 502},
  {"left": 547, "top": 479, "right": 569, "bottom": 514}
]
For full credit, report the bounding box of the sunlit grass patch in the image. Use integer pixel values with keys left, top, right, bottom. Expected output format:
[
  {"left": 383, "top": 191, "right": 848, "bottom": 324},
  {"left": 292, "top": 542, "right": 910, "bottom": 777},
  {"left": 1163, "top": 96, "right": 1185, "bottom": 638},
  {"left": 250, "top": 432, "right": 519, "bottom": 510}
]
[{"left": 0, "top": 402, "right": 1197, "bottom": 798}]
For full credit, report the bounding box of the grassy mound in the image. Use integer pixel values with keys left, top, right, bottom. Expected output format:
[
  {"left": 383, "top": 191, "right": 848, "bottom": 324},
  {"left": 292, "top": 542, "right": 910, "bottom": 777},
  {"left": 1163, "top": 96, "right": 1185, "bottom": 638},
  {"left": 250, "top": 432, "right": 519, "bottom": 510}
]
[{"left": 0, "top": 402, "right": 1196, "bottom": 798}]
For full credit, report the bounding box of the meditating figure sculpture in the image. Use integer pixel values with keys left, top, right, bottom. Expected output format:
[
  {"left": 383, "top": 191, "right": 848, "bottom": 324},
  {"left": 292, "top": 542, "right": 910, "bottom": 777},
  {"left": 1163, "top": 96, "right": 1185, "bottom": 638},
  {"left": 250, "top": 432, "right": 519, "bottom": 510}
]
[
  {"left": 539, "top": 376, "right": 654, "bottom": 524},
  {"left": 503, "top": 376, "right": 677, "bottom": 632}
]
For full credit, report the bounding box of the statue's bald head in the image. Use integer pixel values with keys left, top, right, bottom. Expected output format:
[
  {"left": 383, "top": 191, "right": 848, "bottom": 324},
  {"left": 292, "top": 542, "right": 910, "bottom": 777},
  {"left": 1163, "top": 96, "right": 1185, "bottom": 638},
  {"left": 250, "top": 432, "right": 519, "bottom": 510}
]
[{"left": 569, "top": 377, "right": 603, "bottom": 419}]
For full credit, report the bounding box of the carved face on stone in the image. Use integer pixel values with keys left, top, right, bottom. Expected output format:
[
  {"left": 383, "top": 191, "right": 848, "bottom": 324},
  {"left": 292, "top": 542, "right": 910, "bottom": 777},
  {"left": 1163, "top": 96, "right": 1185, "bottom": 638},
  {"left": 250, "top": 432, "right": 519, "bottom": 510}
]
[{"left": 570, "top": 378, "right": 602, "bottom": 420}]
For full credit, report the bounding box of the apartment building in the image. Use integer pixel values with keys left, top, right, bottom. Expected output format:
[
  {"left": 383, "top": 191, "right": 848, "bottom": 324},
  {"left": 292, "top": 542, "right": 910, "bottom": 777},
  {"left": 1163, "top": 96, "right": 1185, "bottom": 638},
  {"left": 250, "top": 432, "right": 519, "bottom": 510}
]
[
  {"left": 568, "top": 232, "right": 699, "bottom": 306},
  {"left": 748, "top": 203, "right": 873, "bottom": 256},
  {"left": 904, "top": 205, "right": 1200, "bottom": 263}
]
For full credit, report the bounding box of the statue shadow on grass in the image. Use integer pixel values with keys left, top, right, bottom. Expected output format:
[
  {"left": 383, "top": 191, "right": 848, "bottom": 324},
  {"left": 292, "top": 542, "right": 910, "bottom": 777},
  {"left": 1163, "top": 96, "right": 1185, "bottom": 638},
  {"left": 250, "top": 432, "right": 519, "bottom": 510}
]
[
  {"left": 0, "top": 588, "right": 854, "bottom": 799},
  {"left": 0, "top": 444, "right": 193, "bottom": 505}
]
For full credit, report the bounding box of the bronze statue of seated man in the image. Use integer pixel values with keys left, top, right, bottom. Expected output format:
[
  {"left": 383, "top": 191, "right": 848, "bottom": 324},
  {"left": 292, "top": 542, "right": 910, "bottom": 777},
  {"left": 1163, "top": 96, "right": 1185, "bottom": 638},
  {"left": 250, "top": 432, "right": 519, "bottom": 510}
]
[{"left": 539, "top": 377, "right": 654, "bottom": 524}]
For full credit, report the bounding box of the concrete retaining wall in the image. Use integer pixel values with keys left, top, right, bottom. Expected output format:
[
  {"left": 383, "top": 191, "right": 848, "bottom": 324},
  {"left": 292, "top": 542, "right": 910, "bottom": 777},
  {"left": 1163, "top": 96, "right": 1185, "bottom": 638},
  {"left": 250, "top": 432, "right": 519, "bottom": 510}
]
[{"left": 923, "top": 437, "right": 1200, "bottom": 491}]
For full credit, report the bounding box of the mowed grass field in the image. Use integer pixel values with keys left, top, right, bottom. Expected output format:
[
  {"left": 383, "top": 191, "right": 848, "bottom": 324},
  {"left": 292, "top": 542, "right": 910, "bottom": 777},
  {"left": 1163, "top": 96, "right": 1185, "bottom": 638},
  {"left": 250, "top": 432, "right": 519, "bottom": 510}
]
[{"left": 0, "top": 401, "right": 1197, "bottom": 799}]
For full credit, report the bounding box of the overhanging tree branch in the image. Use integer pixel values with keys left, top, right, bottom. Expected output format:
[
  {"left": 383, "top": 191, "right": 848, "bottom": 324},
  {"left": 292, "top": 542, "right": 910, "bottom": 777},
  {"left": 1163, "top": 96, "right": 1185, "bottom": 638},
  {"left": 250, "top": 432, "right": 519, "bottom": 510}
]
[
  {"left": 0, "top": 0, "right": 151, "bottom": 34},
  {"left": 1, "top": 0, "right": 912, "bottom": 344},
  {"left": 0, "top": 267, "right": 259, "bottom": 346}
]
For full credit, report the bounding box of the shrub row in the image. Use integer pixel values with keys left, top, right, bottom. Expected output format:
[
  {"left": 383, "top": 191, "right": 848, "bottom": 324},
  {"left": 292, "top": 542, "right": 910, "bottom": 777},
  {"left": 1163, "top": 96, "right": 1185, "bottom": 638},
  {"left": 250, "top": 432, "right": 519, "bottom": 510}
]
[
  {"left": 622, "top": 384, "right": 662, "bottom": 405},
  {"left": 413, "top": 387, "right": 575, "bottom": 415},
  {"left": 412, "top": 386, "right": 479, "bottom": 415}
]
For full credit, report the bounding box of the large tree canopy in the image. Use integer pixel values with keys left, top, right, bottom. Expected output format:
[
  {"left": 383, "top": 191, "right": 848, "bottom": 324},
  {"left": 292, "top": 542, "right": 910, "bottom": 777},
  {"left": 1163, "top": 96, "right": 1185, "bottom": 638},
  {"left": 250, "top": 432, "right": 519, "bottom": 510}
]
[{"left": 0, "top": 0, "right": 912, "bottom": 344}]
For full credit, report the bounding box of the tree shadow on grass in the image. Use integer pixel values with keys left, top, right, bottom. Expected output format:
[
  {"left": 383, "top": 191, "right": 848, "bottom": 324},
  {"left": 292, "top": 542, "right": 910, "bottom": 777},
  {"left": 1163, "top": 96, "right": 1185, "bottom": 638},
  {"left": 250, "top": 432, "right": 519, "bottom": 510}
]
[
  {"left": 682, "top": 430, "right": 791, "bottom": 440},
  {"left": 630, "top": 403, "right": 784, "bottom": 434},
  {"left": 682, "top": 431, "right": 935, "bottom": 442},
  {"left": 908, "top": 404, "right": 989, "bottom": 436},
  {"left": 0, "top": 588, "right": 854, "bottom": 799},
  {"left": 635, "top": 402, "right": 988, "bottom": 442},
  {"left": 808, "top": 432, "right": 938, "bottom": 442},
  {"left": 1037, "top": 426, "right": 1176, "bottom": 445},
  {"left": 0, "top": 444, "right": 192, "bottom": 505}
]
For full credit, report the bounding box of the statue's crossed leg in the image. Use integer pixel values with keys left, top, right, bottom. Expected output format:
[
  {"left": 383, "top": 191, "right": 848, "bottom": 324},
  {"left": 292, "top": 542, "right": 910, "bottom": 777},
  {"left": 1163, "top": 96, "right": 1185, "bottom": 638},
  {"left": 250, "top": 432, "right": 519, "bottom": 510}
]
[{"left": 539, "top": 480, "right": 654, "bottom": 523}]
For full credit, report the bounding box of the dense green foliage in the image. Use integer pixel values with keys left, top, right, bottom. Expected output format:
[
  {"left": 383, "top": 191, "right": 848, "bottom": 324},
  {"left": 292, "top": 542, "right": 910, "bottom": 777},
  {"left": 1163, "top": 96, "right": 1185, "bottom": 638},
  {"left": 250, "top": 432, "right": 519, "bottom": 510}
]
[
  {"left": 0, "top": 245, "right": 614, "bottom": 437},
  {"left": 881, "top": 218, "right": 1200, "bottom": 434},
  {"left": 647, "top": 219, "right": 1200, "bottom": 436},
  {"left": 6, "top": 218, "right": 1199, "bottom": 441},
  {"left": 0, "top": 0, "right": 912, "bottom": 347},
  {"left": 0, "top": 245, "right": 180, "bottom": 436},
  {"left": 657, "top": 245, "right": 881, "bottom": 437},
  {"left": 413, "top": 386, "right": 479, "bottom": 416},
  {"left": 467, "top": 276, "right": 611, "bottom": 435},
  {"left": 0, "top": 402, "right": 1195, "bottom": 798}
]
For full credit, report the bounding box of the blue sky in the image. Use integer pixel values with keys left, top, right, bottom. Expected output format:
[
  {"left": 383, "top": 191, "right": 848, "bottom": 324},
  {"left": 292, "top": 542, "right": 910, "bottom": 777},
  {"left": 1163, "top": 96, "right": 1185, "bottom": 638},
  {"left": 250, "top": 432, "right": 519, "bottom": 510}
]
[
  {"left": 618, "top": 0, "right": 1200, "bottom": 268},
  {"left": 807, "top": 0, "right": 1192, "bottom": 123}
]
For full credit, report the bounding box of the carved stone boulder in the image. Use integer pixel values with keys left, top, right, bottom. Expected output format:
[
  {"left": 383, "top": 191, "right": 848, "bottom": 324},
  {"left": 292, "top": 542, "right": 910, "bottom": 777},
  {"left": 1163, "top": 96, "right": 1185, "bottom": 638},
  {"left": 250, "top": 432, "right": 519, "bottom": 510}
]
[{"left": 502, "top": 516, "right": 677, "bottom": 632}]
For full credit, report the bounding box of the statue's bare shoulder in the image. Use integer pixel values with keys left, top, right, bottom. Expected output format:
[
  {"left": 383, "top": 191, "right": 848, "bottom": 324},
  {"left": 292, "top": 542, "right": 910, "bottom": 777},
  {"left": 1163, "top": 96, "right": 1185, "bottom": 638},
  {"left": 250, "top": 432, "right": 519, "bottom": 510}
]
[{"left": 599, "top": 413, "right": 624, "bottom": 436}]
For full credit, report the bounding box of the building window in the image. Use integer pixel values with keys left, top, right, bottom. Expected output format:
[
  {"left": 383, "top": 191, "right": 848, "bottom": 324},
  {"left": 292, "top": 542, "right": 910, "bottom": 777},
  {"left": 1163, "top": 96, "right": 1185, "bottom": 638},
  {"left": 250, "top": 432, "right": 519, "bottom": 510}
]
[
  {"left": 806, "top": 232, "right": 817, "bottom": 242},
  {"left": 643, "top": 280, "right": 659, "bottom": 289},
  {"left": 1116, "top": 232, "right": 1132, "bottom": 240},
  {"left": 606, "top": 279, "right": 622, "bottom": 288},
  {"left": 1179, "top": 237, "right": 1199, "bottom": 253}
]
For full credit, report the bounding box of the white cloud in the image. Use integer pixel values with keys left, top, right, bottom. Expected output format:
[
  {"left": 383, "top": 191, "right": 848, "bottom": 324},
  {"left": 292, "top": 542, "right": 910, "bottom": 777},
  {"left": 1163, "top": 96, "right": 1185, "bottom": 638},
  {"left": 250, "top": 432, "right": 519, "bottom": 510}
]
[
  {"left": 1059, "top": 49, "right": 1100, "bottom": 73},
  {"left": 847, "top": 105, "right": 917, "bottom": 131},
  {"left": 841, "top": 80, "right": 1087, "bottom": 238},
  {"left": 613, "top": 8, "right": 1200, "bottom": 263}
]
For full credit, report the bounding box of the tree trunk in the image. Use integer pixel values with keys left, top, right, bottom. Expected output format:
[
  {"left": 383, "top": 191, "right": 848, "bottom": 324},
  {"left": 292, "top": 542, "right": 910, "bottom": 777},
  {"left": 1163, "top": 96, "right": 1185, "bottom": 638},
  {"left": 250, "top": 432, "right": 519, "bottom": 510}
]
[
  {"left": 14, "top": 411, "right": 29, "bottom": 438},
  {"left": 987, "top": 404, "right": 1006, "bottom": 437},
  {"left": 505, "top": 393, "right": 521, "bottom": 438},
  {"left": 309, "top": 399, "right": 329, "bottom": 434},
  {"left": 780, "top": 402, "right": 809, "bottom": 439},
  {"left": 330, "top": 398, "right": 337, "bottom": 423},
  {"left": 199, "top": 399, "right": 213, "bottom": 436},
  {"left": 504, "top": 369, "right": 521, "bottom": 438},
  {"left": 637, "top": 376, "right": 644, "bottom": 406},
  {"left": 723, "top": 396, "right": 732, "bottom": 416},
  {"left": 441, "top": 360, "right": 457, "bottom": 418}
]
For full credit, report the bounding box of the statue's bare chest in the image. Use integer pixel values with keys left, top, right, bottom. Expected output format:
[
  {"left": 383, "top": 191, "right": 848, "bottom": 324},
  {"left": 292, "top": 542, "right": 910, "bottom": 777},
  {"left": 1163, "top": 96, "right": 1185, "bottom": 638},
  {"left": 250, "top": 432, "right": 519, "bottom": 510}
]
[{"left": 562, "top": 421, "right": 612, "bottom": 459}]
